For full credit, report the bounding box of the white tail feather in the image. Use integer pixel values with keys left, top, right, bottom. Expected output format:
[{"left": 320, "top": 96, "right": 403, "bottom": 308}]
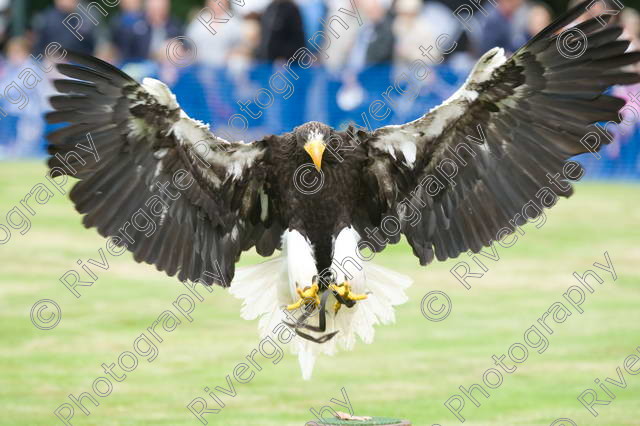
[{"left": 229, "top": 228, "right": 412, "bottom": 380}]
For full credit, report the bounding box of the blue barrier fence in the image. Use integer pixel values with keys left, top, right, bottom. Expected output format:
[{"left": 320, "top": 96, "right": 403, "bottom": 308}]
[{"left": 1, "top": 60, "right": 639, "bottom": 179}]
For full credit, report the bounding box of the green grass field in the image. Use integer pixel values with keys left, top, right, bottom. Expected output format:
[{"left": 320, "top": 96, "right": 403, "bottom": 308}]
[{"left": 1, "top": 161, "right": 639, "bottom": 426}]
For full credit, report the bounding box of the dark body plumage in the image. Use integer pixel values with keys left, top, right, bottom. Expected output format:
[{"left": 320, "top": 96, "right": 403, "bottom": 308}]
[
  {"left": 44, "top": 0, "right": 640, "bottom": 291},
  {"left": 263, "top": 124, "right": 370, "bottom": 275}
]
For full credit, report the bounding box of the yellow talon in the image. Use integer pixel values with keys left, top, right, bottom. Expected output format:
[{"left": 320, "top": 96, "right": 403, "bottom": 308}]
[
  {"left": 349, "top": 293, "right": 368, "bottom": 301},
  {"left": 286, "top": 299, "right": 303, "bottom": 311},
  {"left": 330, "top": 281, "right": 368, "bottom": 312},
  {"left": 286, "top": 283, "right": 320, "bottom": 311}
]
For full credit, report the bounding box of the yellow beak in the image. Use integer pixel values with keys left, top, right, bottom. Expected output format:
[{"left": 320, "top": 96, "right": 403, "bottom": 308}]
[{"left": 304, "top": 139, "right": 326, "bottom": 171}]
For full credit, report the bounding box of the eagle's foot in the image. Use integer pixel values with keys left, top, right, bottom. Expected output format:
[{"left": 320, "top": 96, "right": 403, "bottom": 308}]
[
  {"left": 286, "top": 282, "right": 320, "bottom": 311},
  {"left": 329, "top": 281, "right": 368, "bottom": 313},
  {"left": 283, "top": 287, "right": 339, "bottom": 344}
]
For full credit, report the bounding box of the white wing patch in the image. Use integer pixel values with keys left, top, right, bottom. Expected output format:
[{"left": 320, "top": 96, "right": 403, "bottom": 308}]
[
  {"left": 468, "top": 47, "right": 507, "bottom": 84},
  {"left": 135, "top": 77, "right": 265, "bottom": 185},
  {"left": 259, "top": 188, "right": 269, "bottom": 222},
  {"left": 141, "top": 77, "right": 179, "bottom": 109},
  {"left": 373, "top": 131, "right": 418, "bottom": 167},
  {"left": 373, "top": 47, "right": 507, "bottom": 158},
  {"left": 128, "top": 117, "right": 153, "bottom": 140},
  {"left": 418, "top": 48, "right": 506, "bottom": 138},
  {"left": 169, "top": 114, "right": 263, "bottom": 183}
]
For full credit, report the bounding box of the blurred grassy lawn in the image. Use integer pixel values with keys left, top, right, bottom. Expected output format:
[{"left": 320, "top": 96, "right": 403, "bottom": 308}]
[{"left": 1, "top": 161, "right": 639, "bottom": 426}]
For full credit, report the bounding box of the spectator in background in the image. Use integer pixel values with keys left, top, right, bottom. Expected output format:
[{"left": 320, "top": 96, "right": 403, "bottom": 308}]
[
  {"left": 334, "top": 0, "right": 394, "bottom": 112},
  {"left": 323, "top": 0, "right": 359, "bottom": 73},
  {"left": 0, "top": 0, "right": 11, "bottom": 53},
  {"left": 32, "top": 0, "right": 100, "bottom": 55},
  {"left": 473, "top": 0, "right": 529, "bottom": 55},
  {"left": 294, "top": 0, "right": 326, "bottom": 46},
  {"left": 568, "top": 0, "right": 607, "bottom": 23},
  {"left": 393, "top": 0, "right": 438, "bottom": 65},
  {"left": 110, "top": 0, "right": 181, "bottom": 63},
  {"left": 410, "top": 0, "right": 474, "bottom": 68},
  {"left": 0, "top": 37, "right": 49, "bottom": 158},
  {"left": 255, "top": 0, "right": 306, "bottom": 62},
  {"left": 607, "top": 7, "right": 640, "bottom": 177},
  {"left": 186, "top": 0, "right": 242, "bottom": 67},
  {"left": 345, "top": 0, "right": 394, "bottom": 72},
  {"left": 621, "top": 7, "right": 640, "bottom": 55},
  {"left": 145, "top": 0, "right": 182, "bottom": 60},
  {"left": 110, "top": 0, "right": 147, "bottom": 62},
  {"left": 232, "top": 13, "right": 262, "bottom": 69},
  {"left": 242, "top": 0, "right": 272, "bottom": 15},
  {"left": 526, "top": 2, "right": 552, "bottom": 38}
]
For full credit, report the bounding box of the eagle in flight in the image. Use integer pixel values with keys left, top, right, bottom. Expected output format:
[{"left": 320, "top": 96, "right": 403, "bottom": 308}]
[{"left": 47, "top": 1, "right": 638, "bottom": 379}]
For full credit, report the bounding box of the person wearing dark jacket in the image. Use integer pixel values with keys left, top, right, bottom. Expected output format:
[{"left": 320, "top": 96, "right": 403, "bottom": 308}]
[
  {"left": 32, "top": 0, "right": 99, "bottom": 56},
  {"left": 110, "top": 0, "right": 182, "bottom": 62},
  {"left": 345, "top": 0, "right": 395, "bottom": 72},
  {"left": 255, "top": 0, "right": 306, "bottom": 62},
  {"left": 109, "top": 0, "right": 147, "bottom": 62}
]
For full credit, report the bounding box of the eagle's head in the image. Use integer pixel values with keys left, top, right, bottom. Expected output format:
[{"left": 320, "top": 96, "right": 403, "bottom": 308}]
[{"left": 295, "top": 121, "right": 331, "bottom": 171}]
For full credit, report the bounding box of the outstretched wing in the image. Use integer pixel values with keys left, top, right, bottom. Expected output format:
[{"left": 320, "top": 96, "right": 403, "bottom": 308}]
[
  {"left": 363, "top": 1, "right": 639, "bottom": 265},
  {"left": 46, "top": 52, "right": 282, "bottom": 286}
]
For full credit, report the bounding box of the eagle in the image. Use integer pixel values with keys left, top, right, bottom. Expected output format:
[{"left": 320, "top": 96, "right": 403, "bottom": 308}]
[{"left": 46, "top": 1, "right": 639, "bottom": 379}]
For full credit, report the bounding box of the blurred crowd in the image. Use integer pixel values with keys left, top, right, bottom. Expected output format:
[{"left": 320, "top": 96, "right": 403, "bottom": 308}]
[
  {"left": 0, "top": 0, "right": 638, "bottom": 175},
  {"left": 6, "top": 0, "right": 637, "bottom": 70}
]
